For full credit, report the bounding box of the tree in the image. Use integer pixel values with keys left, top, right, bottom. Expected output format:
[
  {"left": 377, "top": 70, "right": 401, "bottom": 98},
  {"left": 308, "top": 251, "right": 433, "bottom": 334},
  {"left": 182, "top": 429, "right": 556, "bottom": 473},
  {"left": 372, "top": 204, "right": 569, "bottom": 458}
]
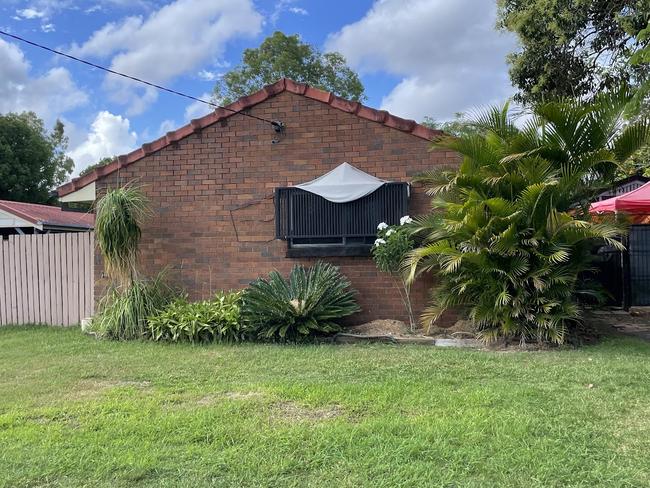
[
  {"left": 497, "top": 0, "right": 650, "bottom": 104},
  {"left": 406, "top": 88, "right": 650, "bottom": 344},
  {"left": 213, "top": 31, "right": 365, "bottom": 104},
  {"left": 421, "top": 112, "right": 481, "bottom": 138},
  {"left": 79, "top": 156, "right": 115, "bottom": 177},
  {"left": 629, "top": 21, "right": 650, "bottom": 114},
  {"left": 0, "top": 112, "right": 73, "bottom": 204}
]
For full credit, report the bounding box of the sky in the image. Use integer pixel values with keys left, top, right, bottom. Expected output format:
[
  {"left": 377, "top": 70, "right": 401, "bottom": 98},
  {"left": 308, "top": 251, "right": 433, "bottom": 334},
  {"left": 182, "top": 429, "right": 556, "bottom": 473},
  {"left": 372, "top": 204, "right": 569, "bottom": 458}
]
[{"left": 0, "top": 0, "right": 518, "bottom": 176}]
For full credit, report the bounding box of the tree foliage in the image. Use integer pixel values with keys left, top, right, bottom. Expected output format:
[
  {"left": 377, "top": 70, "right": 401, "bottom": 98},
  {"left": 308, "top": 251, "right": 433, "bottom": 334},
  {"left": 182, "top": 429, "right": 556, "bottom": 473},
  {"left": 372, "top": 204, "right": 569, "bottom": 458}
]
[
  {"left": 0, "top": 112, "right": 73, "bottom": 203},
  {"left": 407, "top": 88, "right": 650, "bottom": 344},
  {"left": 629, "top": 21, "right": 650, "bottom": 115},
  {"left": 497, "top": 0, "right": 650, "bottom": 104},
  {"left": 213, "top": 31, "right": 365, "bottom": 104},
  {"left": 422, "top": 112, "right": 482, "bottom": 138},
  {"left": 79, "top": 156, "right": 115, "bottom": 177}
]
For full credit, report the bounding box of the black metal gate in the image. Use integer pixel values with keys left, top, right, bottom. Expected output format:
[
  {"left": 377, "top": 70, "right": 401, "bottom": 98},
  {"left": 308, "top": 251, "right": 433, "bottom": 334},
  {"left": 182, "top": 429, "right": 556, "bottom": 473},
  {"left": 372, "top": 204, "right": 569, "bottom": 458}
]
[
  {"left": 629, "top": 225, "right": 650, "bottom": 306},
  {"left": 592, "top": 243, "right": 624, "bottom": 306}
]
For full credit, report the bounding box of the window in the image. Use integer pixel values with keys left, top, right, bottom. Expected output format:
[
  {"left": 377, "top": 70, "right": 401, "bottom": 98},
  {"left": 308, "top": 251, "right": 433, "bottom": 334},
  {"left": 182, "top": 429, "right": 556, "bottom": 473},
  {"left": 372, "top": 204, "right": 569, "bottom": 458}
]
[{"left": 275, "top": 182, "right": 409, "bottom": 257}]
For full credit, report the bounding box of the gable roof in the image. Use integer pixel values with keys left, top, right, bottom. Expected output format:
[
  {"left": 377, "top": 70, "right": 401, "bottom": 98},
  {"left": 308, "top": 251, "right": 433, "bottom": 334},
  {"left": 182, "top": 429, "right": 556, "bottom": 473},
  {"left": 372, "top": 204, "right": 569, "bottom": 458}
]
[
  {"left": 613, "top": 174, "right": 650, "bottom": 186},
  {"left": 0, "top": 200, "right": 94, "bottom": 229},
  {"left": 57, "top": 78, "right": 443, "bottom": 197}
]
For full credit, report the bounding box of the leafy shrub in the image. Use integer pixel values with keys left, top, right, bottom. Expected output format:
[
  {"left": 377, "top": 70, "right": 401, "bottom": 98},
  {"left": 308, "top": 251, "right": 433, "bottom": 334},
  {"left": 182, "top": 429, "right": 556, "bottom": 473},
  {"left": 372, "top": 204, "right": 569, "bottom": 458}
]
[
  {"left": 92, "top": 273, "right": 175, "bottom": 340},
  {"left": 372, "top": 217, "right": 416, "bottom": 330},
  {"left": 407, "top": 90, "right": 647, "bottom": 344},
  {"left": 242, "top": 262, "right": 360, "bottom": 341},
  {"left": 147, "top": 291, "right": 244, "bottom": 343}
]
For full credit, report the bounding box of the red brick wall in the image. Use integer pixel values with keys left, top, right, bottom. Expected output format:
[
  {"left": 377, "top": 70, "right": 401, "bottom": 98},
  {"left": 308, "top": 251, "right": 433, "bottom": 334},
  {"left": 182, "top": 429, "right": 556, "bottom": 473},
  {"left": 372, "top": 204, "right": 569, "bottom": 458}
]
[{"left": 95, "top": 91, "right": 458, "bottom": 325}]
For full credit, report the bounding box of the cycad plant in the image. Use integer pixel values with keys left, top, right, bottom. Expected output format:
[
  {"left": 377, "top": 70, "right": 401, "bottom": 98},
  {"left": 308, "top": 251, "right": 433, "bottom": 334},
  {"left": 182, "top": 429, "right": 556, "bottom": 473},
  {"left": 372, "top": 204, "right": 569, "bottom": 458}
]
[
  {"left": 407, "top": 88, "right": 649, "bottom": 344},
  {"left": 242, "top": 262, "right": 360, "bottom": 341}
]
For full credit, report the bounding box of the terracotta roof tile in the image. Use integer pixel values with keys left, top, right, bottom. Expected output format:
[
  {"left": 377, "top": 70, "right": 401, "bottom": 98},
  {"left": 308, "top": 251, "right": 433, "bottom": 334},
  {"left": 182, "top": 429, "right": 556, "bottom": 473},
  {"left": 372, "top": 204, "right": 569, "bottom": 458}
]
[
  {"left": 0, "top": 200, "right": 94, "bottom": 229},
  {"left": 58, "top": 78, "right": 443, "bottom": 197}
]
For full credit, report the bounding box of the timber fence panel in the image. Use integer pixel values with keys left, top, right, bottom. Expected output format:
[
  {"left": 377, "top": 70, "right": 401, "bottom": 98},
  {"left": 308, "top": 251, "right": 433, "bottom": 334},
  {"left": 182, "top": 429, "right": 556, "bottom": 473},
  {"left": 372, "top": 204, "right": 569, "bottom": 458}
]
[{"left": 0, "top": 232, "right": 94, "bottom": 326}]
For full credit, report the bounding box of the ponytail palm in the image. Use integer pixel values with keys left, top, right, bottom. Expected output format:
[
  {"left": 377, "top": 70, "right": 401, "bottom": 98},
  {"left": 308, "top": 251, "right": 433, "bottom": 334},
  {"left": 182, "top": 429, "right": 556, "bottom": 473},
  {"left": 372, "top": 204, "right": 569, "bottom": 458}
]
[
  {"left": 95, "top": 184, "right": 151, "bottom": 285},
  {"left": 93, "top": 184, "right": 172, "bottom": 340},
  {"left": 408, "top": 88, "right": 650, "bottom": 344}
]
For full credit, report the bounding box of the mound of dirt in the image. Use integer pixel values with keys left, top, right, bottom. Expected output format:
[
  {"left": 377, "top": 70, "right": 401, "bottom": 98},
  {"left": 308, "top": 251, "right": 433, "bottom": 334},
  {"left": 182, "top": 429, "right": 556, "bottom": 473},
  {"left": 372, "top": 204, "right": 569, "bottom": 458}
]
[
  {"left": 426, "top": 319, "right": 476, "bottom": 338},
  {"left": 345, "top": 319, "right": 411, "bottom": 336}
]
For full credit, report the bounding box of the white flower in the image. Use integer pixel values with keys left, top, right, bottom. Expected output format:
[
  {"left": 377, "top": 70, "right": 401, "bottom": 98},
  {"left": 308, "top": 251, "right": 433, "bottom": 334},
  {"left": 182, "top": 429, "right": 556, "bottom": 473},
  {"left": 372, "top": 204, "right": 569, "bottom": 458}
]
[
  {"left": 374, "top": 238, "right": 386, "bottom": 246},
  {"left": 386, "top": 228, "right": 395, "bottom": 236},
  {"left": 400, "top": 215, "right": 413, "bottom": 225},
  {"left": 377, "top": 222, "right": 388, "bottom": 230}
]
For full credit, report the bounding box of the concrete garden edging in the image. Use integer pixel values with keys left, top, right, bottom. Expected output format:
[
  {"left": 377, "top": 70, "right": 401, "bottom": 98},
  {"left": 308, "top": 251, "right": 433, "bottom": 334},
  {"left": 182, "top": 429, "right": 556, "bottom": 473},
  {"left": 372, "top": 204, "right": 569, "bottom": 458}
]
[{"left": 333, "top": 333, "right": 480, "bottom": 348}]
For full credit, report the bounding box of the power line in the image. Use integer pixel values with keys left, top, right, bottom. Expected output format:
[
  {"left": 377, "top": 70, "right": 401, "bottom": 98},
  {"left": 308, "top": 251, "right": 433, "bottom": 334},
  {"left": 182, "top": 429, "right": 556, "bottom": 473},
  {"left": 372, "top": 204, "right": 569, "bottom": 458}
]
[{"left": 0, "top": 29, "right": 282, "bottom": 128}]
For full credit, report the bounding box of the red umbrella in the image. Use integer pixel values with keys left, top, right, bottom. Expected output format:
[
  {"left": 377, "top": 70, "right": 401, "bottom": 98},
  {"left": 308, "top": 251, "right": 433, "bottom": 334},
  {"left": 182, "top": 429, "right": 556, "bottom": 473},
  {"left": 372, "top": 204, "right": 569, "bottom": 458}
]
[{"left": 590, "top": 181, "right": 650, "bottom": 214}]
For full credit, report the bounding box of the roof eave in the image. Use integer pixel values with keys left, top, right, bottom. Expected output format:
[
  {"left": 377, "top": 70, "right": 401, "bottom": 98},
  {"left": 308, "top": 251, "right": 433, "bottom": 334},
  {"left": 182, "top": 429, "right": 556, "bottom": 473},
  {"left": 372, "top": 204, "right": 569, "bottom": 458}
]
[{"left": 56, "top": 78, "right": 443, "bottom": 198}]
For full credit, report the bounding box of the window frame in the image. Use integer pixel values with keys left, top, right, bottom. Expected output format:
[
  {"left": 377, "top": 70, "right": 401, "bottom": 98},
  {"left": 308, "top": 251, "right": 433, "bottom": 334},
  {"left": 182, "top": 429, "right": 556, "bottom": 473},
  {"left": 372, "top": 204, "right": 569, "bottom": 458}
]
[{"left": 275, "top": 182, "right": 409, "bottom": 257}]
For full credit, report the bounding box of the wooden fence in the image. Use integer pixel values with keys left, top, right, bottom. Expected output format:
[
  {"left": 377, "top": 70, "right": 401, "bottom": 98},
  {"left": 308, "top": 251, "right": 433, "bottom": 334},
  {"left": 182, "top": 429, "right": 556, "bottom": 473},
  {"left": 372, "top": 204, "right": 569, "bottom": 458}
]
[{"left": 0, "top": 232, "right": 94, "bottom": 326}]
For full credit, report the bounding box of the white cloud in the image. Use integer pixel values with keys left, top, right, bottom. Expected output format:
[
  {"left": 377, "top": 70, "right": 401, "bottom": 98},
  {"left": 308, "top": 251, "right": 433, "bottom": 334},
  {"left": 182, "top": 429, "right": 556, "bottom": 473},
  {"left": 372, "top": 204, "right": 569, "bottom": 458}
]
[
  {"left": 68, "top": 0, "right": 263, "bottom": 115},
  {"left": 0, "top": 38, "right": 88, "bottom": 123},
  {"left": 11, "top": 0, "right": 149, "bottom": 18},
  {"left": 12, "top": 5, "right": 56, "bottom": 32},
  {"left": 289, "top": 7, "right": 308, "bottom": 15},
  {"left": 15, "top": 8, "right": 46, "bottom": 19},
  {"left": 68, "top": 111, "right": 138, "bottom": 175},
  {"left": 184, "top": 93, "right": 214, "bottom": 121},
  {"left": 326, "top": 0, "right": 517, "bottom": 121},
  {"left": 158, "top": 119, "right": 176, "bottom": 134},
  {"left": 270, "top": 0, "right": 307, "bottom": 24},
  {"left": 197, "top": 69, "right": 221, "bottom": 82}
]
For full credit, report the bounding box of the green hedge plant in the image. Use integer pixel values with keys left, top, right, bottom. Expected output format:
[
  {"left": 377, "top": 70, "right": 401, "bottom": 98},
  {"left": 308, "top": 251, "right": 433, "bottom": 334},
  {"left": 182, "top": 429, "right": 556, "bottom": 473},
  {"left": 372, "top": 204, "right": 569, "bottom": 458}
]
[
  {"left": 242, "top": 262, "right": 360, "bottom": 341},
  {"left": 147, "top": 291, "right": 244, "bottom": 343}
]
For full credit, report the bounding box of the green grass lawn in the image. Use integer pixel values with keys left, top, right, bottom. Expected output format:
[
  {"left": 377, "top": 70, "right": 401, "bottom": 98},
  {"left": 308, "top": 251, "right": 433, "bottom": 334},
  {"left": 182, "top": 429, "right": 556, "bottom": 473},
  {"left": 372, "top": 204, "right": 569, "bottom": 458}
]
[{"left": 1, "top": 327, "right": 650, "bottom": 487}]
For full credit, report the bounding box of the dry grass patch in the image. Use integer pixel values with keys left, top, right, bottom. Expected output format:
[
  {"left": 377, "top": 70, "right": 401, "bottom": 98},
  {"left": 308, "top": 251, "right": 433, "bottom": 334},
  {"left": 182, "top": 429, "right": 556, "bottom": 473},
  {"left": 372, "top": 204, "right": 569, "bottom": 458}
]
[
  {"left": 196, "top": 391, "right": 265, "bottom": 406},
  {"left": 270, "top": 401, "right": 343, "bottom": 422}
]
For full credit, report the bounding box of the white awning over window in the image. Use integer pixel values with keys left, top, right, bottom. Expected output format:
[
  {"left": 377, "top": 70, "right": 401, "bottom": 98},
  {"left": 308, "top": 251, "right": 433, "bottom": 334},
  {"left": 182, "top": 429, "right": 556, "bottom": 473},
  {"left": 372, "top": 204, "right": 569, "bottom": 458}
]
[{"left": 295, "top": 162, "right": 386, "bottom": 203}]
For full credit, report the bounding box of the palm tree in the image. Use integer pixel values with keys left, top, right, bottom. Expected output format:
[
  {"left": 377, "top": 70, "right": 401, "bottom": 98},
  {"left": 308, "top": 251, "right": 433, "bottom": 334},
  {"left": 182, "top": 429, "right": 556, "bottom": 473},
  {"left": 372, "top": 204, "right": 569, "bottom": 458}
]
[{"left": 407, "top": 88, "right": 650, "bottom": 344}]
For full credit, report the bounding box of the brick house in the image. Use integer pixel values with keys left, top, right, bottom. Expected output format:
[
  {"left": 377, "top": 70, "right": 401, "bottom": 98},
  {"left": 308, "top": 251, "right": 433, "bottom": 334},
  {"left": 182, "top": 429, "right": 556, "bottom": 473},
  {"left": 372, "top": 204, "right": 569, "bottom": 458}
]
[{"left": 58, "top": 79, "right": 458, "bottom": 324}]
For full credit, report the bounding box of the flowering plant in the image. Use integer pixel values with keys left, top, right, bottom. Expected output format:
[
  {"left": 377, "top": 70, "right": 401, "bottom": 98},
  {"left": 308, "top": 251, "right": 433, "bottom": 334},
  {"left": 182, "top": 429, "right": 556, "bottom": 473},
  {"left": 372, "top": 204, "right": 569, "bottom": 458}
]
[{"left": 372, "top": 216, "right": 416, "bottom": 330}]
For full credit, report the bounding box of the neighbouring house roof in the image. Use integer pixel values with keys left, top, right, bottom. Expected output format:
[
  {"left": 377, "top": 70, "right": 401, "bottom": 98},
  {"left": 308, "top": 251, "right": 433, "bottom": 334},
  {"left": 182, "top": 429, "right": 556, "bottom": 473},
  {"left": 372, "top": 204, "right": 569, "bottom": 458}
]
[
  {"left": 57, "top": 78, "right": 443, "bottom": 198},
  {"left": 594, "top": 174, "right": 650, "bottom": 201},
  {"left": 0, "top": 200, "right": 94, "bottom": 230}
]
